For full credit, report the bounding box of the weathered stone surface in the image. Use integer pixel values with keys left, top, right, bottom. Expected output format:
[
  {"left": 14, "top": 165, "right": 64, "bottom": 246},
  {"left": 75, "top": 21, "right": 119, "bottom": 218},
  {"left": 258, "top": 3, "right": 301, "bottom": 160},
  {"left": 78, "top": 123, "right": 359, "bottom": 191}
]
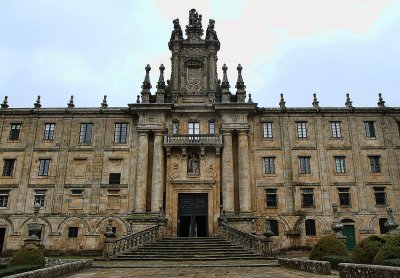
[
  {"left": 278, "top": 257, "right": 331, "bottom": 275},
  {"left": 338, "top": 263, "right": 400, "bottom": 278}
]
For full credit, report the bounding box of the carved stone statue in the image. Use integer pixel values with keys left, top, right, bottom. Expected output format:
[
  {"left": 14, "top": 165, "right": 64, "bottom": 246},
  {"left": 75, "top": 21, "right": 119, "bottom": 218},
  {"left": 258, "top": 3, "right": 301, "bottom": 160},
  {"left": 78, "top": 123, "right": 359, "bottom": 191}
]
[
  {"left": 187, "top": 153, "right": 199, "bottom": 173},
  {"left": 188, "top": 9, "right": 202, "bottom": 28}
]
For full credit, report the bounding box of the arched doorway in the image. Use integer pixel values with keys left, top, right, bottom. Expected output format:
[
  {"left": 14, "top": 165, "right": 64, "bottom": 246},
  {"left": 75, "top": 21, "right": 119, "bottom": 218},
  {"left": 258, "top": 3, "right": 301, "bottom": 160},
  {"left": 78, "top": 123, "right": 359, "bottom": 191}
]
[{"left": 341, "top": 219, "right": 356, "bottom": 251}]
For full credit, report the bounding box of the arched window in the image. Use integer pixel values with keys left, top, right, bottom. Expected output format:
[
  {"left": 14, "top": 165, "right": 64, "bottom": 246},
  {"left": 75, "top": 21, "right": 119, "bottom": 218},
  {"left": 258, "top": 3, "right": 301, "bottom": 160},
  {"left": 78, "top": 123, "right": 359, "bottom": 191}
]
[
  {"left": 305, "top": 219, "right": 316, "bottom": 236},
  {"left": 379, "top": 218, "right": 389, "bottom": 234},
  {"left": 270, "top": 219, "right": 279, "bottom": 236}
]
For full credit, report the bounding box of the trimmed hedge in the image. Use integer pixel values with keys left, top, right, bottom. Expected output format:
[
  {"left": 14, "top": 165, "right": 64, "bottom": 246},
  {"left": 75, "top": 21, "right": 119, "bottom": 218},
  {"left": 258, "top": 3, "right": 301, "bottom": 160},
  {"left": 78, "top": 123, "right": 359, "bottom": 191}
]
[
  {"left": 352, "top": 235, "right": 386, "bottom": 264},
  {"left": 309, "top": 235, "right": 349, "bottom": 261},
  {"left": 0, "top": 265, "right": 40, "bottom": 278},
  {"left": 381, "top": 259, "right": 400, "bottom": 267},
  {"left": 322, "top": 255, "right": 353, "bottom": 270},
  {"left": 373, "top": 234, "right": 400, "bottom": 265},
  {"left": 8, "top": 244, "right": 45, "bottom": 268}
]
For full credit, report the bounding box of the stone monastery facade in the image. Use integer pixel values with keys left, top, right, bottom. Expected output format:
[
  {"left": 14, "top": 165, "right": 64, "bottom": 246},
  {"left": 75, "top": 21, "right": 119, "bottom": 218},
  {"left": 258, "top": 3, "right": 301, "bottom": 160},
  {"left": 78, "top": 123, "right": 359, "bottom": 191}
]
[{"left": 0, "top": 9, "right": 399, "bottom": 254}]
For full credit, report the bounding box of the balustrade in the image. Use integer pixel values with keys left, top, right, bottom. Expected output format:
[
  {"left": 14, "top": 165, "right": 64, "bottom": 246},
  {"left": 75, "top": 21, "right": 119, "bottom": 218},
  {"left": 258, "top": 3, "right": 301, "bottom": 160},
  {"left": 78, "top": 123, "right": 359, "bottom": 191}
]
[{"left": 163, "top": 134, "right": 223, "bottom": 146}]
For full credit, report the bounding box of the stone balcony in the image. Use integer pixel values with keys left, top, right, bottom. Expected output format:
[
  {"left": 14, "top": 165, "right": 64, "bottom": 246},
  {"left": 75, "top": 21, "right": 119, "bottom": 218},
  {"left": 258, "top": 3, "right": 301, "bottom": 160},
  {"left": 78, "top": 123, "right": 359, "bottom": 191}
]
[{"left": 163, "top": 134, "right": 223, "bottom": 155}]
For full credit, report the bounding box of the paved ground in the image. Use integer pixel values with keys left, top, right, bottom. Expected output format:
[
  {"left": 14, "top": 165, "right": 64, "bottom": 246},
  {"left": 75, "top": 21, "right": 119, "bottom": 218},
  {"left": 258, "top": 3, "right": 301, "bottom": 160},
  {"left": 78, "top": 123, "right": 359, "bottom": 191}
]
[{"left": 65, "top": 265, "right": 339, "bottom": 278}]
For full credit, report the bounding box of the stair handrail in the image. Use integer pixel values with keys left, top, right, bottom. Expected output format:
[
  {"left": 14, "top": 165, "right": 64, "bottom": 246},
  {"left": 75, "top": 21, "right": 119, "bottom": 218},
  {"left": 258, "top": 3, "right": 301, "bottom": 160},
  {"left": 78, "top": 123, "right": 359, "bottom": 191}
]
[
  {"left": 218, "top": 222, "right": 275, "bottom": 257},
  {"left": 103, "top": 223, "right": 164, "bottom": 258}
]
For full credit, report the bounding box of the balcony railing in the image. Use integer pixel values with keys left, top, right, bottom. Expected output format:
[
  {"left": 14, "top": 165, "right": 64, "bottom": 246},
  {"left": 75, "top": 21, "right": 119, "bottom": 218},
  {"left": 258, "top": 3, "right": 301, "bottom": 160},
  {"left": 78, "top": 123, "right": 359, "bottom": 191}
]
[{"left": 163, "top": 134, "right": 223, "bottom": 147}]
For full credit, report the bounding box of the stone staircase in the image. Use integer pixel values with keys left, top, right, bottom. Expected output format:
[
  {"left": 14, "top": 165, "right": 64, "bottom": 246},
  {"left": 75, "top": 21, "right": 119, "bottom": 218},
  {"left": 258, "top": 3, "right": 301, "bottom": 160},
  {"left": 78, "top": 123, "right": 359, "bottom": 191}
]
[{"left": 115, "top": 237, "right": 270, "bottom": 261}]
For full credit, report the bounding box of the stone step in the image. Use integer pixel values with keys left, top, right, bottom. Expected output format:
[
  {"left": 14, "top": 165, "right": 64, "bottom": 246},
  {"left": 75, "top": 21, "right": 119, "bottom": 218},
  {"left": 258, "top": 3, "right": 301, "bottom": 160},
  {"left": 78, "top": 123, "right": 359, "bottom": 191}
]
[{"left": 116, "top": 255, "right": 267, "bottom": 261}]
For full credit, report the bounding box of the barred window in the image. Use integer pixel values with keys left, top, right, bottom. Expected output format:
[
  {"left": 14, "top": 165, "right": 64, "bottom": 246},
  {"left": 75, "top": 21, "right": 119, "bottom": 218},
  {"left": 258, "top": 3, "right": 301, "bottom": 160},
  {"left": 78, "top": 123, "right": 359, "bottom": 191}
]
[
  {"left": 43, "top": 123, "right": 55, "bottom": 140},
  {"left": 330, "top": 121, "right": 342, "bottom": 138},
  {"left": 262, "top": 122, "right": 273, "bottom": 138},
  {"left": 305, "top": 219, "right": 316, "bottom": 236},
  {"left": 79, "top": 123, "right": 93, "bottom": 144},
  {"left": 364, "top": 121, "right": 376, "bottom": 138},
  {"left": 299, "top": 157, "right": 311, "bottom": 174},
  {"left": 296, "top": 122, "right": 308, "bottom": 138},
  {"left": 114, "top": 123, "right": 128, "bottom": 144},
  {"left": 34, "top": 190, "right": 46, "bottom": 207},
  {"left": 369, "top": 156, "right": 381, "bottom": 173},
  {"left": 0, "top": 190, "right": 10, "bottom": 208},
  {"left": 335, "top": 156, "right": 346, "bottom": 174},
  {"left": 264, "top": 157, "right": 275, "bottom": 174},
  {"left": 338, "top": 188, "right": 351, "bottom": 206},
  {"left": 9, "top": 124, "right": 21, "bottom": 140},
  {"left": 2, "top": 159, "right": 15, "bottom": 176},
  {"left": 374, "top": 187, "right": 386, "bottom": 206},
  {"left": 38, "top": 159, "right": 51, "bottom": 176},
  {"left": 265, "top": 189, "right": 278, "bottom": 208},
  {"left": 302, "top": 188, "right": 314, "bottom": 208}
]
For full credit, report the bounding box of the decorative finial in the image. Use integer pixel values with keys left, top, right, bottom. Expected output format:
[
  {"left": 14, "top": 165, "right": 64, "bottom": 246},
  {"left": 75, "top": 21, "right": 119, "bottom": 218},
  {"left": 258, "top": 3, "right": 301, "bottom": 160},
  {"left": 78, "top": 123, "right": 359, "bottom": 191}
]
[
  {"left": 34, "top": 95, "right": 41, "bottom": 108},
  {"left": 345, "top": 93, "right": 353, "bottom": 108},
  {"left": 279, "top": 93, "right": 286, "bottom": 109},
  {"left": 141, "top": 64, "right": 152, "bottom": 90},
  {"left": 312, "top": 93, "right": 319, "bottom": 109},
  {"left": 101, "top": 95, "right": 108, "bottom": 109},
  {"left": 248, "top": 94, "right": 253, "bottom": 103},
  {"left": 221, "top": 64, "right": 230, "bottom": 89},
  {"left": 68, "top": 95, "right": 75, "bottom": 108},
  {"left": 1, "top": 96, "right": 9, "bottom": 109},
  {"left": 377, "top": 93, "right": 385, "bottom": 108},
  {"left": 157, "top": 64, "right": 166, "bottom": 89},
  {"left": 136, "top": 95, "right": 140, "bottom": 103},
  {"left": 235, "top": 64, "right": 246, "bottom": 90}
]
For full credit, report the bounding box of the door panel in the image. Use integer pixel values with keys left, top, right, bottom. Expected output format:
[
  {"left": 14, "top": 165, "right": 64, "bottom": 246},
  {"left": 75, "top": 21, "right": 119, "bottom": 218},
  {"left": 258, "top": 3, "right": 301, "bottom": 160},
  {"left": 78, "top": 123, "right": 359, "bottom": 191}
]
[
  {"left": 343, "top": 225, "right": 356, "bottom": 251},
  {"left": 178, "top": 193, "right": 208, "bottom": 237}
]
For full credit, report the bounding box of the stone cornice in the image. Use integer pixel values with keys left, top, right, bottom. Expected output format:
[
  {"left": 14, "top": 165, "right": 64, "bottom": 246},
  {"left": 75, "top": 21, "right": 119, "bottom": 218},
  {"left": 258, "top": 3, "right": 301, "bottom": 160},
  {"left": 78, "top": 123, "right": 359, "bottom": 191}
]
[
  {"left": 256, "top": 107, "right": 400, "bottom": 115},
  {"left": 0, "top": 107, "right": 129, "bottom": 116}
]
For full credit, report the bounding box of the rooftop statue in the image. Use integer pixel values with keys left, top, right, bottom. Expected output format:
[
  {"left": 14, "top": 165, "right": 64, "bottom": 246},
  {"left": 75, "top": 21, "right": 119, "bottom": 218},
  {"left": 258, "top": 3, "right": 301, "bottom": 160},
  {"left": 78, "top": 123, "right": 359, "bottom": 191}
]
[{"left": 188, "top": 8, "right": 202, "bottom": 28}]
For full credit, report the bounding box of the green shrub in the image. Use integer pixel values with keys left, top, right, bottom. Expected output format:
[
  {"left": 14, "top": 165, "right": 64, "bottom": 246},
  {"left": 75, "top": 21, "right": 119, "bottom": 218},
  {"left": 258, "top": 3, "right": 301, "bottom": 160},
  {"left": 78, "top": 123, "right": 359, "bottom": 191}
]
[
  {"left": 381, "top": 259, "right": 400, "bottom": 267},
  {"left": 352, "top": 235, "right": 386, "bottom": 264},
  {"left": 0, "top": 265, "right": 40, "bottom": 278},
  {"left": 322, "top": 255, "right": 353, "bottom": 269},
  {"left": 8, "top": 244, "right": 45, "bottom": 268},
  {"left": 373, "top": 234, "right": 400, "bottom": 265},
  {"left": 309, "top": 235, "right": 349, "bottom": 261}
]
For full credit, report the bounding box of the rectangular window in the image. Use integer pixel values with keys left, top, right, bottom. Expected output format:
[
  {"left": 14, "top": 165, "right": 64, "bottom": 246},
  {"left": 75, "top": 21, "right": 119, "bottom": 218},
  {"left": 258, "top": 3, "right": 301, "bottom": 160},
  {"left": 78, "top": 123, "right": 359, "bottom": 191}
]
[
  {"left": 265, "top": 189, "right": 278, "bottom": 208},
  {"left": 208, "top": 122, "right": 215, "bottom": 134},
  {"left": 38, "top": 159, "right": 51, "bottom": 176},
  {"left": 2, "top": 159, "right": 15, "bottom": 177},
  {"left": 335, "top": 156, "right": 346, "bottom": 174},
  {"left": 264, "top": 157, "right": 275, "bottom": 174},
  {"left": 302, "top": 188, "right": 314, "bottom": 208},
  {"left": 374, "top": 187, "right": 386, "bottom": 206},
  {"left": 369, "top": 156, "right": 381, "bottom": 173},
  {"left": 364, "top": 121, "right": 376, "bottom": 138},
  {"left": 262, "top": 122, "right": 273, "bottom": 138},
  {"left": 299, "top": 157, "right": 311, "bottom": 174},
  {"left": 109, "top": 173, "right": 121, "bottom": 185},
  {"left": 43, "top": 123, "right": 55, "bottom": 140},
  {"left": 0, "top": 190, "right": 10, "bottom": 208},
  {"left": 188, "top": 122, "right": 200, "bottom": 141},
  {"left": 34, "top": 190, "right": 46, "bottom": 207},
  {"left": 330, "top": 121, "right": 342, "bottom": 138},
  {"left": 114, "top": 123, "right": 128, "bottom": 144},
  {"left": 296, "top": 122, "right": 308, "bottom": 138},
  {"left": 305, "top": 219, "right": 316, "bottom": 236},
  {"left": 338, "top": 188, "right": 351, "bottom": 206},
  {"left": 9, "top": 124, "right": 21, "bottom": 140},
  {"left": 68, "top": 227, "right": 79, "bottom": 238},
  {"left": 172, "top": 122, "right": 179, "bottom": 135},
  {"left": 79, "top": 123, "right": 93, "bottom": 144}
]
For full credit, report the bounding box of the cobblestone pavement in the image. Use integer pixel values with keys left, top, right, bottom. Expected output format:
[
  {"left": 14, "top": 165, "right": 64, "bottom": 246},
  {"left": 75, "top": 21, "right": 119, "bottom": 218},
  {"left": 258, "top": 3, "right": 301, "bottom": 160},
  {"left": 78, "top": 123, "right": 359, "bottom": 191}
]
[{"left": 66, "top": 266, "right": 339, "bottom": 278}]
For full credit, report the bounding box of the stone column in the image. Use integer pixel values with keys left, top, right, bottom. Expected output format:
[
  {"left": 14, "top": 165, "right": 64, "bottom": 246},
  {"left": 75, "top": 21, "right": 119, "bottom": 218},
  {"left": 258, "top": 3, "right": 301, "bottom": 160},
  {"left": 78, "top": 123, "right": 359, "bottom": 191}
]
[
  {"left": 151, "top": 131, "right": 164, "bottom": 212},
  {"left": 222, "top": 130, "right": 234, "bottom": 213},
  {"left": 134, "top": 131, "right": 149, "bottom": 212},
  {"left": 238, "top": 130, "right": 251, "bottom": 213}
]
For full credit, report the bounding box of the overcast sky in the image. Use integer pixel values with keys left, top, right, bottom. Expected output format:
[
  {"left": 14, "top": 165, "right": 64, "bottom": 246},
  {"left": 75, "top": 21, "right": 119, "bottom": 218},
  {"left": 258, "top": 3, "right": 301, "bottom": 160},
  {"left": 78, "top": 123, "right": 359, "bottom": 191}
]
[{"left": 1, "top": 0, "right": 399, "bottom": 108}]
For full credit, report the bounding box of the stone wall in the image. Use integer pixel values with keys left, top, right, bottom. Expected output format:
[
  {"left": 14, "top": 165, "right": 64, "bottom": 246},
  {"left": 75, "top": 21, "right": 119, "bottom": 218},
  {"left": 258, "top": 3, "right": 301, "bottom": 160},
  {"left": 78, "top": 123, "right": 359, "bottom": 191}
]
[
  {"left": 338, "top": 263, "right": 400, "bottom": 278},
  {"left": 278, "top": 257, "right": 331, "bottom": 275}
]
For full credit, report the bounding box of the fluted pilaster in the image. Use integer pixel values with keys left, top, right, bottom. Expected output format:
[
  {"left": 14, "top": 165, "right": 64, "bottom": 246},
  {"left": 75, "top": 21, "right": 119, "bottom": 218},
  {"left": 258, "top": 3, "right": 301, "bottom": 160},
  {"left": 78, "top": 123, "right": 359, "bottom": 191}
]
[
  {"left": 134, "top": 131, "right": 149, "bottom": 212},
  {"left": 222, "top": 130, "right": 234, "bottom": 213}
]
